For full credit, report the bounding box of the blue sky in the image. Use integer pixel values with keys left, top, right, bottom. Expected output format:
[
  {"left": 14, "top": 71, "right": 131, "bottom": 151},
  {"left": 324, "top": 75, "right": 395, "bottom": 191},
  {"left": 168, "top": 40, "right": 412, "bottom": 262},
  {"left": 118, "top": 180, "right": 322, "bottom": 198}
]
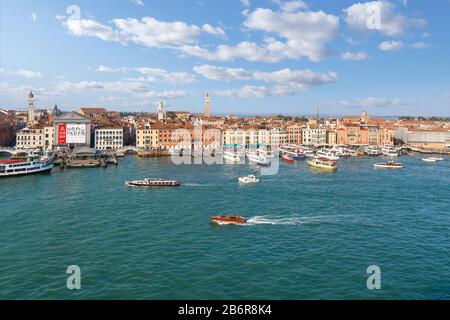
[{"left": 0, "top": 0, "right": 449, "bottom": 116}]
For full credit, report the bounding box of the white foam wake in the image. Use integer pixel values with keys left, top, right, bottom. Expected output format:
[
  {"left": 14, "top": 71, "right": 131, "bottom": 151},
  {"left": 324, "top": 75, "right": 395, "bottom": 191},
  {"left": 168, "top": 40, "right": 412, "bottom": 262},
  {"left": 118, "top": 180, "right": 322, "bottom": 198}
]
[{"left": 246, "top": 214, "right": 350, "bottom": 226}]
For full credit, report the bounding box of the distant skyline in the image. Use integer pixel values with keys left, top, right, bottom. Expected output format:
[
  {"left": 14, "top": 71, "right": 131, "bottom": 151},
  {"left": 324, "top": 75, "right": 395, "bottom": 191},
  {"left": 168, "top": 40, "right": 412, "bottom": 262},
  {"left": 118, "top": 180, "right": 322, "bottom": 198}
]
[{"left": 1, "top": 0, "right": 449, "bottom": 116}]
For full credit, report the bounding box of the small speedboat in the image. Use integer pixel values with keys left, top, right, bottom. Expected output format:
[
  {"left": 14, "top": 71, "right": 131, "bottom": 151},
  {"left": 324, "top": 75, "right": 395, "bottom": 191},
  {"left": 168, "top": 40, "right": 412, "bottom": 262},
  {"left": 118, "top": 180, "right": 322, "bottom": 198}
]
[
  {"left": 239, "top": 175, "right": 259, "bottom": 184},
  {"left": 374, "top": 161, "right": 403, "bottom": 169},
  {"left": 125, "top": 178, "right": 181, "bottom": 187},
  {"left": 211, "top": 215, "right": 248, "bottom": 225},
  {"left": 422, "top": 158, "right": 437, "bottom": 163},
  {"left": 281, "top": 155, "right": 294, "bottom": 163}
]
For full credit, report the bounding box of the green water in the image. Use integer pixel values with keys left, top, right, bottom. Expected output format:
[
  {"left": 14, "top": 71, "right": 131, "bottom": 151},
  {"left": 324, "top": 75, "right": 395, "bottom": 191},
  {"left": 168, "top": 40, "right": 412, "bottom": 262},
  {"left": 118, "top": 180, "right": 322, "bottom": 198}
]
[{"left": 0, "top": 155, "right": 449, "bottom": 299}]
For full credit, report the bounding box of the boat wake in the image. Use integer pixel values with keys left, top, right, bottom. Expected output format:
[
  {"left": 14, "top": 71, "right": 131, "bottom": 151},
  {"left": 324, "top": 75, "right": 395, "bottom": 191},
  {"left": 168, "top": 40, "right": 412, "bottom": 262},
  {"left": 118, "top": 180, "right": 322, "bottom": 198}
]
[{"left": 246, "top": 214, "right": 350, "bottom": 226}]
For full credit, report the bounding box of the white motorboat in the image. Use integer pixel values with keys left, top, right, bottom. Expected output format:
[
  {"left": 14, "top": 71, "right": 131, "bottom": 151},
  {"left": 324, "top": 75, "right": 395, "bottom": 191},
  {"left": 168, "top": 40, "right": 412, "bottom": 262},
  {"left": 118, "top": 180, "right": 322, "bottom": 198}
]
[
  {"left": 247, "top": 153, "right": 271, "bottom": 166},
  {"left": 381, "top": 146, "right": 399, "bottom": 157},
  {"left": 422, "top": 158, "right": 436, "bottom": 163},
  {"left": 239, "top": 175, "right": 260, "bottom": 184},
  {"left": 316, "top": 149, "right": 340, "bottom": 161}
]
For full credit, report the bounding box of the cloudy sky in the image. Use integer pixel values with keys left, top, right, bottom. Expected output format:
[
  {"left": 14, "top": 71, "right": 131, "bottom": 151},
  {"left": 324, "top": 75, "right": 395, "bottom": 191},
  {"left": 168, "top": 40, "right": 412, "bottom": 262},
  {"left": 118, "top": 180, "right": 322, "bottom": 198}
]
[{"left": 0, "top": 0, "right": 449, "bottom": 116}]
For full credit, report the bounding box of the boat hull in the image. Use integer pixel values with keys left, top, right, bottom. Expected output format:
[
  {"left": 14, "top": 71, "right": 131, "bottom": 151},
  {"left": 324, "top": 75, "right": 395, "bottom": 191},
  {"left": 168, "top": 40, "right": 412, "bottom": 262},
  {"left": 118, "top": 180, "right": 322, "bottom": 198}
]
[
  {"left": 307, "top": 160, "right": 337, "bottom": 171},
  {"left": 211, "top": 216, "right": 248, "bottom": 225}
]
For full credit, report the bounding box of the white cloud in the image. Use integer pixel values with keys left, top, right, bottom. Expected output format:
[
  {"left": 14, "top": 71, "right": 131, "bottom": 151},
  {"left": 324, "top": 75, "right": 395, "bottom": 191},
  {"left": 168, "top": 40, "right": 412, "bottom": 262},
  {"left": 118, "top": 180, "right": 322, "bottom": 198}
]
[
  {"left": 60, "top": 15, "right": 225, "bottom": 49},
  {"left": 379, "top": 40, "right": 404, "bottom": 51},
  {"left": 216, "top": 85, "right": 297, "bottom": 98},
  {"left": 56, "top": 80, "right": 152, "bottom": 93},
  {"left": 241, "top": 0, "right": 251, "bottom": 7},
  {"left": 341, "top": 51, "right": 369, "bottom": 60},
  {"left": 343, "top": 1, "right": 426, "bottom": 36},
  {"left": 242, "top": 8, "right": 339, "bottom": 62},
  {"left": 329, "top": 97, "right": 413, "bottom": 108},
  {"left": 64, "top": 18, "right": 122, "bottom": 42},
  {"left": 410, "top": 41, "right": 430, "bottom": 49},
  {"left": 0, "top": 68, "right": 43, "bottom": 79},
  {"left": 130, "top": 0, "right": 145, "bottom": 6},
  {"left": 276, "top": 0, "right": 309, "bottom": 13},
  {"left": 182, "top": 7, "right": 339, "bottom": 63},
  {"left": 134, "top": 67, "right": 195, "bottom": 83},
  {"left": 96, "top": 65, "right": 128, "bottom": 73},
  {"left": 197, "top": 65, "right": 338, "bottom": 98},
  {"left": 194, "top": 64, "right": 338, "bottom": 87}
]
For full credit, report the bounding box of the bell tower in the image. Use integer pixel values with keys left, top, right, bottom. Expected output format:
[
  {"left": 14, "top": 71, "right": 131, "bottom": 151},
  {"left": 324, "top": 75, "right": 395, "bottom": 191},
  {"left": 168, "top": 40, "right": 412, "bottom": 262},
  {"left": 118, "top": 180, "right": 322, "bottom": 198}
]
[
  {"left": 27, "top": 91, "right": 36, "bottom": 127},
  {"left": 158, "top": 101, "right": 165, "bottom": 122},
  {"left": 205, "top": 93, "right": 211, "bottom": 117}
]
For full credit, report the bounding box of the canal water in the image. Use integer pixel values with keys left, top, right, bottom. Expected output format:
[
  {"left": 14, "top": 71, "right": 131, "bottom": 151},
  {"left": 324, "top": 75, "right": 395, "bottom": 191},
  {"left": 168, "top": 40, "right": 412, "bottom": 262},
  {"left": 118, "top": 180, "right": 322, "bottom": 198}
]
[{"left": 0, "top": 155, "right": 449, "bottom": 299}]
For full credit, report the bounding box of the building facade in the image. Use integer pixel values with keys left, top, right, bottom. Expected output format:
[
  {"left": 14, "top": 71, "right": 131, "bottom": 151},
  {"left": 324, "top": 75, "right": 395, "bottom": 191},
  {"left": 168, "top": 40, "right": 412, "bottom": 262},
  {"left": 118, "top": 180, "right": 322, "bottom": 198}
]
[
  {"left": 302, "top": 126, "right": 326, "bottom": 146},
  {"left": 16, "top": 126, "right": 44, "bottom": 149},
  {"left": 95, "top": 126, "right": 124, "bottom": 150},
  {"left": 54, "top": 112, "right": 92, "bottom": 147}
]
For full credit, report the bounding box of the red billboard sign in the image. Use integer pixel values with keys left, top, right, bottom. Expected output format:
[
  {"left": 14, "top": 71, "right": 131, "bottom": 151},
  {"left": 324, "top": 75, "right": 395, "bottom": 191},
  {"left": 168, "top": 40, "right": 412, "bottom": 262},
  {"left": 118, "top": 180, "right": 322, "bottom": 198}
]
[{"left": 58, "top": 124, "right": 67, "bottom": 144}]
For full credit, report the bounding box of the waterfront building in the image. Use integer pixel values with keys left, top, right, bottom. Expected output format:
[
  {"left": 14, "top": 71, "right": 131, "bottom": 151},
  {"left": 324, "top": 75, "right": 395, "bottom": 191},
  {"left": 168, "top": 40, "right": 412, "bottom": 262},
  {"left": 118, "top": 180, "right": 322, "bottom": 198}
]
[
  {"left": 394, "top": 128, "right": 450, "bottom": 150},
  {"left": 270, "top": 128, "right": 287, "bottom": 146},
  {"left": 0, "top": 112, "right": 15, "bottom": 147},
  {"left": 302, "top": 125, "right": 326, "bottom": 146},
  {"left": 205, "top": 93, "right": 211, "bottom": 117},
  {"left": 27, "top": 91, "right": 37, "bottom": 127},
  {"left": 43, "top": 124, "right": 54, "bottom": 150},
  {"left": 336, "top": 123, "right": 364, "bottom": 146},
  {"left": 136, "top": 123, "right": 159, "bottom": 149},
  {"left": 326, "top": 130, "right": 337, "bottom": 146},
  {"left": 16, "top": 126, "right": 44, "bottom": 149},
  {"left": 95, "top": 126, "right": 124, "bottom": 151},
  {"left": 54, "top": 112, "right": 92, "bottom": 147},
  {"left": 286, "top": 123, "right": 303, "bottom": 145}
]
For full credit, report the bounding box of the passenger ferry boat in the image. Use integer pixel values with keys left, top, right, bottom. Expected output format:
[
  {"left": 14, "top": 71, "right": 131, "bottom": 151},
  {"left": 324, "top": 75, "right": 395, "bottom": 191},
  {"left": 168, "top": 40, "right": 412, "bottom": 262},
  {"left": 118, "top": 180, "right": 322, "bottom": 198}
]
[
  {"left": 381, "top": 146, "right": 399, "bottom": 157},
  {"left": 125, "top": 178, "right": 181, "bottom": 187},
  {"left": 211, "top": 215, "right": 248, "bottom": 225},
  {"left": 279, "top": 145, "right": 305, "bottom": 160},
  {"left": 0, "top": 155, "right": 54, "bottom": 178},
  {"left": 307, "top": 157, "right": 338, "bottom": 171},
  {"left": 316, "top": 149, "right": 340, "bottom": 161},
  {"left": 374, "top": 161, "right": 403, "bottom": 169}
]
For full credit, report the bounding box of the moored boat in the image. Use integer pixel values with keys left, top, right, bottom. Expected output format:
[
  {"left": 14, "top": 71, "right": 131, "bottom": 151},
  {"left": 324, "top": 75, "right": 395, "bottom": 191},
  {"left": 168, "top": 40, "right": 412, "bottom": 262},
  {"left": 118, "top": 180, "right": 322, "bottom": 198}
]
[
  {"left": 307, "top": 157, "right": 337, "bottom": 171},
  {"left": 281, "top": 155, "right": 294, "bottom": 163},
  {"left": 125, "top": 178, "right": 181, "bottom": 187},
  {"left": 316, "top": 149, "right": 340, "bottom": 161},
  {"left": 374, "top": 161, "right": 403, "bottom": 169},
  {"left": 381, "top": 146, "right": 399, "bottom": 157},
  {"left": 211, "top": 215, "right": 248, "bottom": 225}
]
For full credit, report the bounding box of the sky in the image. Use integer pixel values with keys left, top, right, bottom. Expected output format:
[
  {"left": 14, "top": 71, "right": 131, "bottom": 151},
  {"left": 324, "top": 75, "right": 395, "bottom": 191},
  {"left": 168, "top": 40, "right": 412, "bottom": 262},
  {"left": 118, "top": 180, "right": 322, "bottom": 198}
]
[{"left": 0, "top": 0, "right": 449, "bottom": 116}]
